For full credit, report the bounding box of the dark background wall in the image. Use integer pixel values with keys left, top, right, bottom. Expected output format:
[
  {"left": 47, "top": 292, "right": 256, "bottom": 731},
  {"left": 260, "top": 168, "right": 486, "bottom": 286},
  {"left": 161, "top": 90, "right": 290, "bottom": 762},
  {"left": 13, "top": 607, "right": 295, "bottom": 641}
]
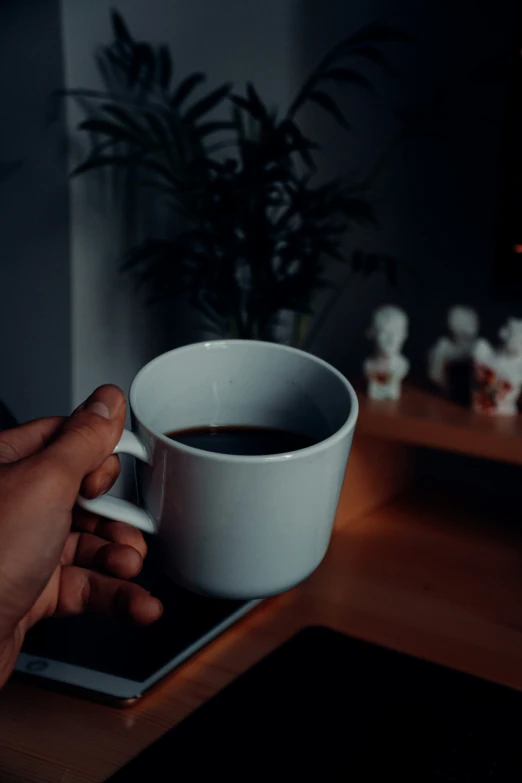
[
  {"left": 294, "top": 0, "right": 521, "bottom": 495},
  {"left": 0, "top": 0, "right": 71, "bottom": 421},
  {"left": 300, "top": 0, "right": 520, "bottom": 377}
]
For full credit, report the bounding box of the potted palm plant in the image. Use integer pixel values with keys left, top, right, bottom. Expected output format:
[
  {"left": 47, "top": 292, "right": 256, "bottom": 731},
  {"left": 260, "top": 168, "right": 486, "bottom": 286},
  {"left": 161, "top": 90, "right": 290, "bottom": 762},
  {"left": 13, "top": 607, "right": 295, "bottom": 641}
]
[{"left": 67, "top": 11, "right": 401, "bottom": 345}]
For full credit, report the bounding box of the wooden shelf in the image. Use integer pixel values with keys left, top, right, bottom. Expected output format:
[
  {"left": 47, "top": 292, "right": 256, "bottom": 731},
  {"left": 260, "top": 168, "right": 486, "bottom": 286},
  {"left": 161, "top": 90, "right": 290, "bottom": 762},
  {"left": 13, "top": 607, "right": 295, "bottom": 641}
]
[
  {"left": 319, "top": 486, "right": 522, "bottom": 690},
  {"left": 356, "top": 382, "right": 522, "bottom": 466}
]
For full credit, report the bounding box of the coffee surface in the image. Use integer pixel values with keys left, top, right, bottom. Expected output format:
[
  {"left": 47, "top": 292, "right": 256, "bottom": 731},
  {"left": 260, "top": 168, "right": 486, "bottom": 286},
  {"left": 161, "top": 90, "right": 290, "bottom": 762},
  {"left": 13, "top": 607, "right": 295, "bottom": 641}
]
[{"left": 164, "top": 425, "right": 317, "bottom": 456}]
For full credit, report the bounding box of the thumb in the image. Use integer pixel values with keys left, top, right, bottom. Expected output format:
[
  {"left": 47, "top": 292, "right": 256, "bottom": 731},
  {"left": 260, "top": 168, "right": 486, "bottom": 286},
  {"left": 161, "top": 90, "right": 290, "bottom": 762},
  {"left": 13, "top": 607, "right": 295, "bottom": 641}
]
[{"left": 38, "top": 385, "right": 126, "bottom": 504}]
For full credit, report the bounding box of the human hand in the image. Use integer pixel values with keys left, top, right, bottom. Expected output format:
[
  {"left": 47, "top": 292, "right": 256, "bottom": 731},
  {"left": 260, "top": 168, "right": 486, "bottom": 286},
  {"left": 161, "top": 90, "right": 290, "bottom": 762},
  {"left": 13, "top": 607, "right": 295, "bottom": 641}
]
[{"left": 0, "top": 385, "right": 162, "bottom": 687}]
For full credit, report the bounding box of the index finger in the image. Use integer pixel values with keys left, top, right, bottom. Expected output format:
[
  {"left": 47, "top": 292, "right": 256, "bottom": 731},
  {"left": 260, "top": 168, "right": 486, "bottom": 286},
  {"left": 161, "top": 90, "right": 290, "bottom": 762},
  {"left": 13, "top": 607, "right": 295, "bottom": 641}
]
[
  {"left": 0, "top": 417, "right": 64, "bottom": 464},
  {"left": 72, "top": 509, "right": 148, "bottom": 558}
]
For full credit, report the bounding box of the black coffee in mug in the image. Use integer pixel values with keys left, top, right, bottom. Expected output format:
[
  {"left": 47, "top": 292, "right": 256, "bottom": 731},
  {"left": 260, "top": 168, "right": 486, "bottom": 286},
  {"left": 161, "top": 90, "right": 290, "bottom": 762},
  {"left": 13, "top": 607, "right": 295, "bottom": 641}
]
[{"left": 165, "top": 425, "right": 317, "bottom": 456}]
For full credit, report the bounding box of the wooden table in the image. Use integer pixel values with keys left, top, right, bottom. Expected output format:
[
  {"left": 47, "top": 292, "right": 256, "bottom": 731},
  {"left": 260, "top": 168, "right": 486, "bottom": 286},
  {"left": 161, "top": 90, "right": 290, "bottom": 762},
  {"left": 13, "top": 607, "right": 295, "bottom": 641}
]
[{"left": 1, "top": 471, "right": 522, "bottom": 783}]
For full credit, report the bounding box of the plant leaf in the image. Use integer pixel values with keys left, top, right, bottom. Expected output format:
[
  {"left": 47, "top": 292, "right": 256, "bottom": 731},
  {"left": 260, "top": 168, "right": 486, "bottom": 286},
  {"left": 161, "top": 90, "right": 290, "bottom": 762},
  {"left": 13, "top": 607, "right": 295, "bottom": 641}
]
[
  {"left": 77, "top": 118, "right": 142, "bottom": 145},
  {"left": 102, "top": 47, "right": 132, "bottom": 82},
  {"left": 317, "top": 23, "right": 408, "bottom": 74},
  {"left": 350, "top": 44, "right": 397, "bottom": 75},
  {"left": 246, "top": 82, "right": 270, "bottom": 124},
  {"left": 196, "top": 120, "right": 235, "bottom": 136},
  {"left": 307, "top": 90, "right": 350, "bottom": 129},
  {"left": 140, "top": 158, "right": 184, "bottom": 187},
  {"left": 111, "top": 10, "right": 133, "bottom": 45},
  {"left": 157, "top": 44, "right": 172, "bottom": 89},
  {"left": 172, "top": 72, "right": 206, "bottom": 107},
  {"left": 58, "top": 87, "right": 113, "bottom": 101},
  {"left": 128, "top": 43, "right": 155, "bottom": 88},
  {"left": 71, "top": 153, "right": 142, "bottom": 176},
  {"left": 290, "top": 23, "right": 407, "bottom": 115},
  {"left": 137, "top": 178, "right": 189, "bottom": 211},
  {"left": 141, "top": 109, "right": 171, "bottom": 146},
  {"left": 320, "top": 67, "right": 374, "bottom": 91},
  {"left": 229, "top": 94, "right": 252, "bottom": 113},
  {"left": 101, "top": 104, "right": 147, "bottom": 140},
  {"left": 184, "top": 83, "right": 231, "bottom": 122}
]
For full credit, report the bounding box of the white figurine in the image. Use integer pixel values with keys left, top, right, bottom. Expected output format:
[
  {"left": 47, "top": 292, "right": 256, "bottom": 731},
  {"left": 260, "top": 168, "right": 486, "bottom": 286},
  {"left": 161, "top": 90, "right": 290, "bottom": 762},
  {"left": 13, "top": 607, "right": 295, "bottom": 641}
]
[
  {"left": 363, "top": 305, "right": 409, "bottom": 400},
  {"left": 428, "top": 306, "right": 479, "bottom": 391},
  {"left": 471, "top": 318, "right": 522, "bottom": 416}
]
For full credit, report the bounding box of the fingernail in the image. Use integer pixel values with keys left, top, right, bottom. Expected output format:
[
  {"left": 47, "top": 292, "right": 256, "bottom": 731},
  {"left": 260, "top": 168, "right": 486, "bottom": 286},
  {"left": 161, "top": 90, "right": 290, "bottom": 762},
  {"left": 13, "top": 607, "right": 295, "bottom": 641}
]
[
  {"left": 86, "top": 401, "right": 111, "bottom": 419},
  {"left": 80, "top": 385, "right": 125, "bottom": 420}
]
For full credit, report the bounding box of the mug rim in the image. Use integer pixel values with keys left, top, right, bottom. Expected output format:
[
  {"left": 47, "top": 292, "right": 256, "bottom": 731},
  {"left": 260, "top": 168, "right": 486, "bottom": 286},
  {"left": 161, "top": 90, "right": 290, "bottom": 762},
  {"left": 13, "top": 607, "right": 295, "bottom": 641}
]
[{"left": 129, "top": 339, "right": 358, "bottom": 463}]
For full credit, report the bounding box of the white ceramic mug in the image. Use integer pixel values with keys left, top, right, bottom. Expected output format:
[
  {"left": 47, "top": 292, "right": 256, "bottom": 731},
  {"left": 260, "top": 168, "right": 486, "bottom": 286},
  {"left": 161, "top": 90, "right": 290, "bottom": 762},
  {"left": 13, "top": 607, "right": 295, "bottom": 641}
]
[{"left": 78, "top": 340, "right": 358, "bottom": 599}]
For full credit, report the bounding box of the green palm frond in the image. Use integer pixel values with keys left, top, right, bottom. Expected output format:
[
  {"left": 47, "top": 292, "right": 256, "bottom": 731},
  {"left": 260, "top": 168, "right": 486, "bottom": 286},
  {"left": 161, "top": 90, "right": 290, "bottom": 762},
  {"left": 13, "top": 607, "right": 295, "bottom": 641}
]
[{"left": 67, "top": 11, "right": 405, "bottom": 342}]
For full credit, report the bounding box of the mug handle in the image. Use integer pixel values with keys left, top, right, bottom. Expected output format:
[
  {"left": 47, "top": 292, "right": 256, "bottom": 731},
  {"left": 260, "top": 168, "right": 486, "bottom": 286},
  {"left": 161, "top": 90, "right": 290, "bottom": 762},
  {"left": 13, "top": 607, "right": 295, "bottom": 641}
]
[{"left": 76, "top": 429, "right": 156, "bottom": 534}]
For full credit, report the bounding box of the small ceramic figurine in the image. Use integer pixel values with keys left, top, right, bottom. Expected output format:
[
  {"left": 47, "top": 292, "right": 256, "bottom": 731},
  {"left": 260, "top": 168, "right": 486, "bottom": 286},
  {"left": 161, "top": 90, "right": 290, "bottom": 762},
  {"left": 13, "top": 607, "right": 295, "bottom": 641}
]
[
  {"left": 471, "top": 318, "right": 522, "bottom": 416},
  {"left": 428, "top": 306, "right": 479, "bottom": 394},
  {"left": 363, "top": 305, "right": 409, "bottom": 400}
]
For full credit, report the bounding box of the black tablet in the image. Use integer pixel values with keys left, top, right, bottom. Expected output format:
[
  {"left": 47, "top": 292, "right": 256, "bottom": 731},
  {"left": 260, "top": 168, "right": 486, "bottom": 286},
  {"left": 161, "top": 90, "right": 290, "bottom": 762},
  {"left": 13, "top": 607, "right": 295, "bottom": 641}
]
[{"left": 107, "top": 626, "right": 522, "bottom": 781}]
